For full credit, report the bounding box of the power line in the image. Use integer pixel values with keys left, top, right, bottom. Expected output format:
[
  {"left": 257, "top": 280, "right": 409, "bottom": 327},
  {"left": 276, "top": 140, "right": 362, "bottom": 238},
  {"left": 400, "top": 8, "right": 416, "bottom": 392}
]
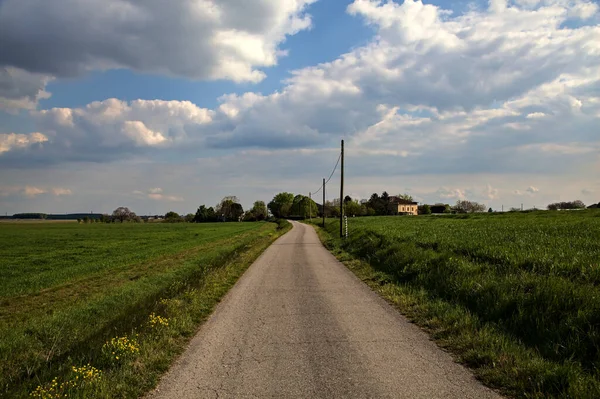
[{"left": 312, "top": 151, "right": 341, "bottom": 196}]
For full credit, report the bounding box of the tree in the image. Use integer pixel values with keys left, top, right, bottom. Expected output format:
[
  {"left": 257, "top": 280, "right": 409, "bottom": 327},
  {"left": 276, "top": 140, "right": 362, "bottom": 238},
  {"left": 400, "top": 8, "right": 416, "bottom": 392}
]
[
  {"left": 397, "top": 193, "right": 413, "bottom": 202},
  {"left": 216, "top": 196, "right": 244, "bottom": 221},
  {"left": 289, "top": 195, "right": 318, "bottom": 219},
  {"left": 454, "top": 200, "right": 486, "bottom": 213},
  {"left": 251, "top": 201, "right": 268, "bottom": 221},
  {"left": 112, "top": 207, "right": 137, "bottom": 222},
  {"left": 488, "top": 207, "right": 493, "bottom": 213},
  {"left": 184, "top": 213, "right": 194, "bottom": 223},
  {"left": 194, "top": 205, "right": 217, "bottom": 222},
  {"left": 230, "top": 203, "right": 244, "bottom": 221},
  {"left": 344, "top": 195, "right": 353, "bottom": 204},
  {"left": 345, "top": 200, "right": 362, "bottom": 217},
  {"left": 324, "top": 200, "right": 340, "bottom": 218},
  {"left": 252, "top": 201, "right": 268, "bottom": 221},
  {"left": 547, "top": 200, "right": 586, "bottom": 210},
  {"left": 367, "top": 193, "right": 385, "bottom": 215},
  {"left": 418, "top": 204, "right": 431, "bottom": 215},
  {"left": 164, "top": 211, "right": 183, "bottom": 222},
  {"left": 268, "top": 192, "right": 295, "bottom": 218},
  {"left": 244, "top": 201, "right": 268, "bottom": 222}
]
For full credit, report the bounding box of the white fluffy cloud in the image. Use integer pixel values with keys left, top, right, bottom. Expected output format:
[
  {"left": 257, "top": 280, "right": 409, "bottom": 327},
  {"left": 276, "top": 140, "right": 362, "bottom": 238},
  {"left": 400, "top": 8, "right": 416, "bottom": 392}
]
[
  {"left": 1, "top": 99, "right": 213, "bottom": 162},
  {"left": 134, "top": 187, "right": 183, "bottom": 202},
  {"left": 0, "top": 185, "right": 71, "bottom": 198},
  {"left": 0, "top": 132, "right": 48, "bottom": 153},
  {"left": 0, "top": 0, "right": 316, "bottom": 110}
]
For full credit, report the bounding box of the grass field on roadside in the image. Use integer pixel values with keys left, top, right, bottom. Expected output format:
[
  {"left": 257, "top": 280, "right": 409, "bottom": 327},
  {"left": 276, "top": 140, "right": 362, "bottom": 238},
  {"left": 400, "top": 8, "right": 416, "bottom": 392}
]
[
  {"left": 0, "top": 220, "right": 290, "bottom": 398},
  {"left": 314, "top": 211, "right": 600, "bottom": 398}
]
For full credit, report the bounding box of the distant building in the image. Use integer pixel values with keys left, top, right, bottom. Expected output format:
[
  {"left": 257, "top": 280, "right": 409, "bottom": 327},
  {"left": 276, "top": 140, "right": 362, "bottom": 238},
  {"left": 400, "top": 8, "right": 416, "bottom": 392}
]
[{"left": 390, "top": 197, "right": 418, "bottom": 215}]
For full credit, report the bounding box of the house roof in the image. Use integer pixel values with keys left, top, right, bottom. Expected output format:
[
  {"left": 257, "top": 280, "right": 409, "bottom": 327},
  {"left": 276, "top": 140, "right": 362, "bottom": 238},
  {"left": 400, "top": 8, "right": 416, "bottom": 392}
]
[{"left": 390, "top": 196, "right": 418, "bottom": 205}]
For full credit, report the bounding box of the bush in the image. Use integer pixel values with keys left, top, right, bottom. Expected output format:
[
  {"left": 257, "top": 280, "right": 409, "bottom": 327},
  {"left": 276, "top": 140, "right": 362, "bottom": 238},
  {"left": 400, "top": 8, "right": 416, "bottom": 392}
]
[{"left": 418, "top": 205, "right": 431, "bottom": 215}]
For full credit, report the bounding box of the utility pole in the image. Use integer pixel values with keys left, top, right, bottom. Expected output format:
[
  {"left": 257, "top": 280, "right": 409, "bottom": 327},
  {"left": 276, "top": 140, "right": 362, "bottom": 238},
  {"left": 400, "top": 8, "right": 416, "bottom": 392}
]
[
  {"left": 322, "top": 178, "right": 326, "bottom": 228},
  {"left": 309, "top": 192, "right": 312, "bottom": 221},
  {"left": 340, "top": 139, "right": 344, "bottom": 238}
]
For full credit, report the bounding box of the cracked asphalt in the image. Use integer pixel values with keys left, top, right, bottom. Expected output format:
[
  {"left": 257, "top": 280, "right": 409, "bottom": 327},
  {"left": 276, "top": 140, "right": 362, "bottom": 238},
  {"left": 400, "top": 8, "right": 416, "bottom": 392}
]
[{"left": 146, "top": 221, "right": 502, "bottom": 398}]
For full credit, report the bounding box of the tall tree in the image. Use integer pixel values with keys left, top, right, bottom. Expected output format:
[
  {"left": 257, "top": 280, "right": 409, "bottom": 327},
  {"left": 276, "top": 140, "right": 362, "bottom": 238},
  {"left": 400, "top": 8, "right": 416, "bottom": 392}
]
[
  {"left": 290, "top": 195, "right": 318, "bottom": 219},
  {"left": 267, "top": 192, "right": 294, "bottom": 218},
  {"left": 216, "top": 197, "right": 243, "bottom": 221},
  {"left": 112, "top": 207, "right": 137, "bottom": 222},
  {"left": 251, "top": 201, "right": 268, "bottom": 221},
  {"left": 194, "top": 205, "right": 217, "bottom": 222}
]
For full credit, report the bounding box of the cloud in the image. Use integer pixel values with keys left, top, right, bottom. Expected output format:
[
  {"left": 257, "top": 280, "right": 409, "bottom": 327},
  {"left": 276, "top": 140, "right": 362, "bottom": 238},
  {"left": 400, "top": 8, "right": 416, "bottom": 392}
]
[
  {"left": 1, "top": 0, "right": 599, "bottom": 214},
  {"left": 581, "top": 188, "right": 594, "bottom": 195},
  {"left": 526, "top": 112, "right": 546, "bottom": 119},
  {"left": 526, "top": 186, "right": 539, "bottom": 194},
  {"left": 483, "top": 184, "right": 500, "bottom": 200},
  {"left": 0, "top": 132, "right": 48, "bottom": 153},
  {"left": 0, "top": 185, "right": 46, "bottom": 198},
  {"left": 121, "top": 121, "right": 167, "bottom": 146},
  {"left": 436, "top": 187, "right": 468, "bottom": 200},
  {"left": 135, "top": 187, "right": 183, "bottom": 202},
  {"left": 0, "top": 185, "right": 72, "bottom": 198},
  {"left": 2, "top": 0, "right": 598, "bottom": 174},
  {"left": 0, "top": 67, "right": 52, "bottom": 112},
  {"left": 0, "top": 0, "right": 316, "bottom": 110},
  {"left": 148, "top": 194, "right": 184, "bottom": 202},
  {"left": 0, "top": 99, "right": 213, "bottom": 164},
  {"left": 23, "top": 186, "right": 45, "bottom": 197},
  {"left": 51, "top": 188, "right": 72, "bottom": 196}
]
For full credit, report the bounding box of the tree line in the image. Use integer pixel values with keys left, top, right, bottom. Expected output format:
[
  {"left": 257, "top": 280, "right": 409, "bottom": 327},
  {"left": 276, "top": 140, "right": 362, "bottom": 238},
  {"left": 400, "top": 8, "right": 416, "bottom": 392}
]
[
  {"left": 51, "top": 196, "right": 600, "bottom": 225},
  {"left": 93, "top": 197, "right": 269, "bottom": 224}
]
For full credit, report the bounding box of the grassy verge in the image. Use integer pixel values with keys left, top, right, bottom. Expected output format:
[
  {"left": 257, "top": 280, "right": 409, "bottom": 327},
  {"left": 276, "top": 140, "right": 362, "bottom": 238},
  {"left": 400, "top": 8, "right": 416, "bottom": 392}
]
[
  {"left": 2, "top": 220, "right": 291, "bottom": 398},
  {"left": 309, "top": 213, "right": 600, "bottom": 399}
]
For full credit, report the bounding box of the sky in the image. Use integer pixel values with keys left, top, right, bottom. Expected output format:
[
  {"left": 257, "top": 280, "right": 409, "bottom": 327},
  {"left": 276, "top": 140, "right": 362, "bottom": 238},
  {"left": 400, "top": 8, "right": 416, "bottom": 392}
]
[{"left": 1, "top": 0, "right": 599, "bottom": 215}]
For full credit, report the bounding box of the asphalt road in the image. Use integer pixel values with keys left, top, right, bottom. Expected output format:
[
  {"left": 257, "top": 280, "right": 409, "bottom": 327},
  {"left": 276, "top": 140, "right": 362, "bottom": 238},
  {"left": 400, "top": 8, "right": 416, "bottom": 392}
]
[{"left": 147, "top": 221, "right": 502, "bottom": 399}]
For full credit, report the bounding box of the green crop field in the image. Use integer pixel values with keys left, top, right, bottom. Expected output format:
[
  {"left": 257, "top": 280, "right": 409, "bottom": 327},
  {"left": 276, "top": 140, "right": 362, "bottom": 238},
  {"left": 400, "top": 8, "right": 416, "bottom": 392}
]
[
  {"left": 0, "top": 221, "right": 289, "bottom": 398},
  {"left": 316, "top": 210, "right": 600, "bottom": 398}
]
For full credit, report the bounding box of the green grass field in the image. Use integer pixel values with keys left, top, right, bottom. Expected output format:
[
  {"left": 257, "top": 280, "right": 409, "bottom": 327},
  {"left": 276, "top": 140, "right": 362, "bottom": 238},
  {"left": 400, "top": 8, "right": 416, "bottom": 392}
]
[
  {"left": 316, "top": 210, "right": 600, "bottom": 398},
  {"left": 0, "top": 221, "right": 289, "bottom": 398}
]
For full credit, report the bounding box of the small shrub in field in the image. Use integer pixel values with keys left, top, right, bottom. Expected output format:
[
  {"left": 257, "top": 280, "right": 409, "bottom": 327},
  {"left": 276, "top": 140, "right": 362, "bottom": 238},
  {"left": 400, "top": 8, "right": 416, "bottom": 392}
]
[
  {"left": 102, "top": 336, "right": 140, "bottom": 363},
  {"left": 148, "top": 312, "right": 169, "bottom": 329}
]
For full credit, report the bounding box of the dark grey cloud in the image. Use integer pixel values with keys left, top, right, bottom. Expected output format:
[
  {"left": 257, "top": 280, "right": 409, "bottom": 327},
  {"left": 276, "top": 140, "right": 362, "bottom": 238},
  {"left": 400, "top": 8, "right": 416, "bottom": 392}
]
[
  {"left": 0, "top": 0, "right": 314, "bottom": 82},
  {"left": 0, "top": 67, "right": 51, "bottom": 111}
]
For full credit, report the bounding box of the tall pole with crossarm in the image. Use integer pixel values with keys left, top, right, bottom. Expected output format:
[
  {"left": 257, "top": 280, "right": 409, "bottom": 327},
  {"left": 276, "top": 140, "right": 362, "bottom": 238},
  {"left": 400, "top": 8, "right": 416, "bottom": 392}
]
[{"left": 339, "top": 140, "right": 344, "bottom": 238}]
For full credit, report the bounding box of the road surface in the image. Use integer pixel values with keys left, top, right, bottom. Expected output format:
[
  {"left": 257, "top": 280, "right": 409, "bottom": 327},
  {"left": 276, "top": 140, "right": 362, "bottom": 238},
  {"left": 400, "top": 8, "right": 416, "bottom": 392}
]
[{"left": 147, "top": 221, "right": 501, "bottom": 398}]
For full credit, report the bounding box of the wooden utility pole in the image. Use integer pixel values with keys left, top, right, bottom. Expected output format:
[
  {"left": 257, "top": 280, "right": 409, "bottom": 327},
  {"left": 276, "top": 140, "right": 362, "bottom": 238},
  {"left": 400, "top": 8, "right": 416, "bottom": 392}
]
[
  {"left": 309, "top": 192, "right": 312, "bottom": 221},
  {"left": 322, "top": 178, "right": 326, "bottom": 228},
  {"left": 340, "top": 140, "right": 344, "bottom": 238}
]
